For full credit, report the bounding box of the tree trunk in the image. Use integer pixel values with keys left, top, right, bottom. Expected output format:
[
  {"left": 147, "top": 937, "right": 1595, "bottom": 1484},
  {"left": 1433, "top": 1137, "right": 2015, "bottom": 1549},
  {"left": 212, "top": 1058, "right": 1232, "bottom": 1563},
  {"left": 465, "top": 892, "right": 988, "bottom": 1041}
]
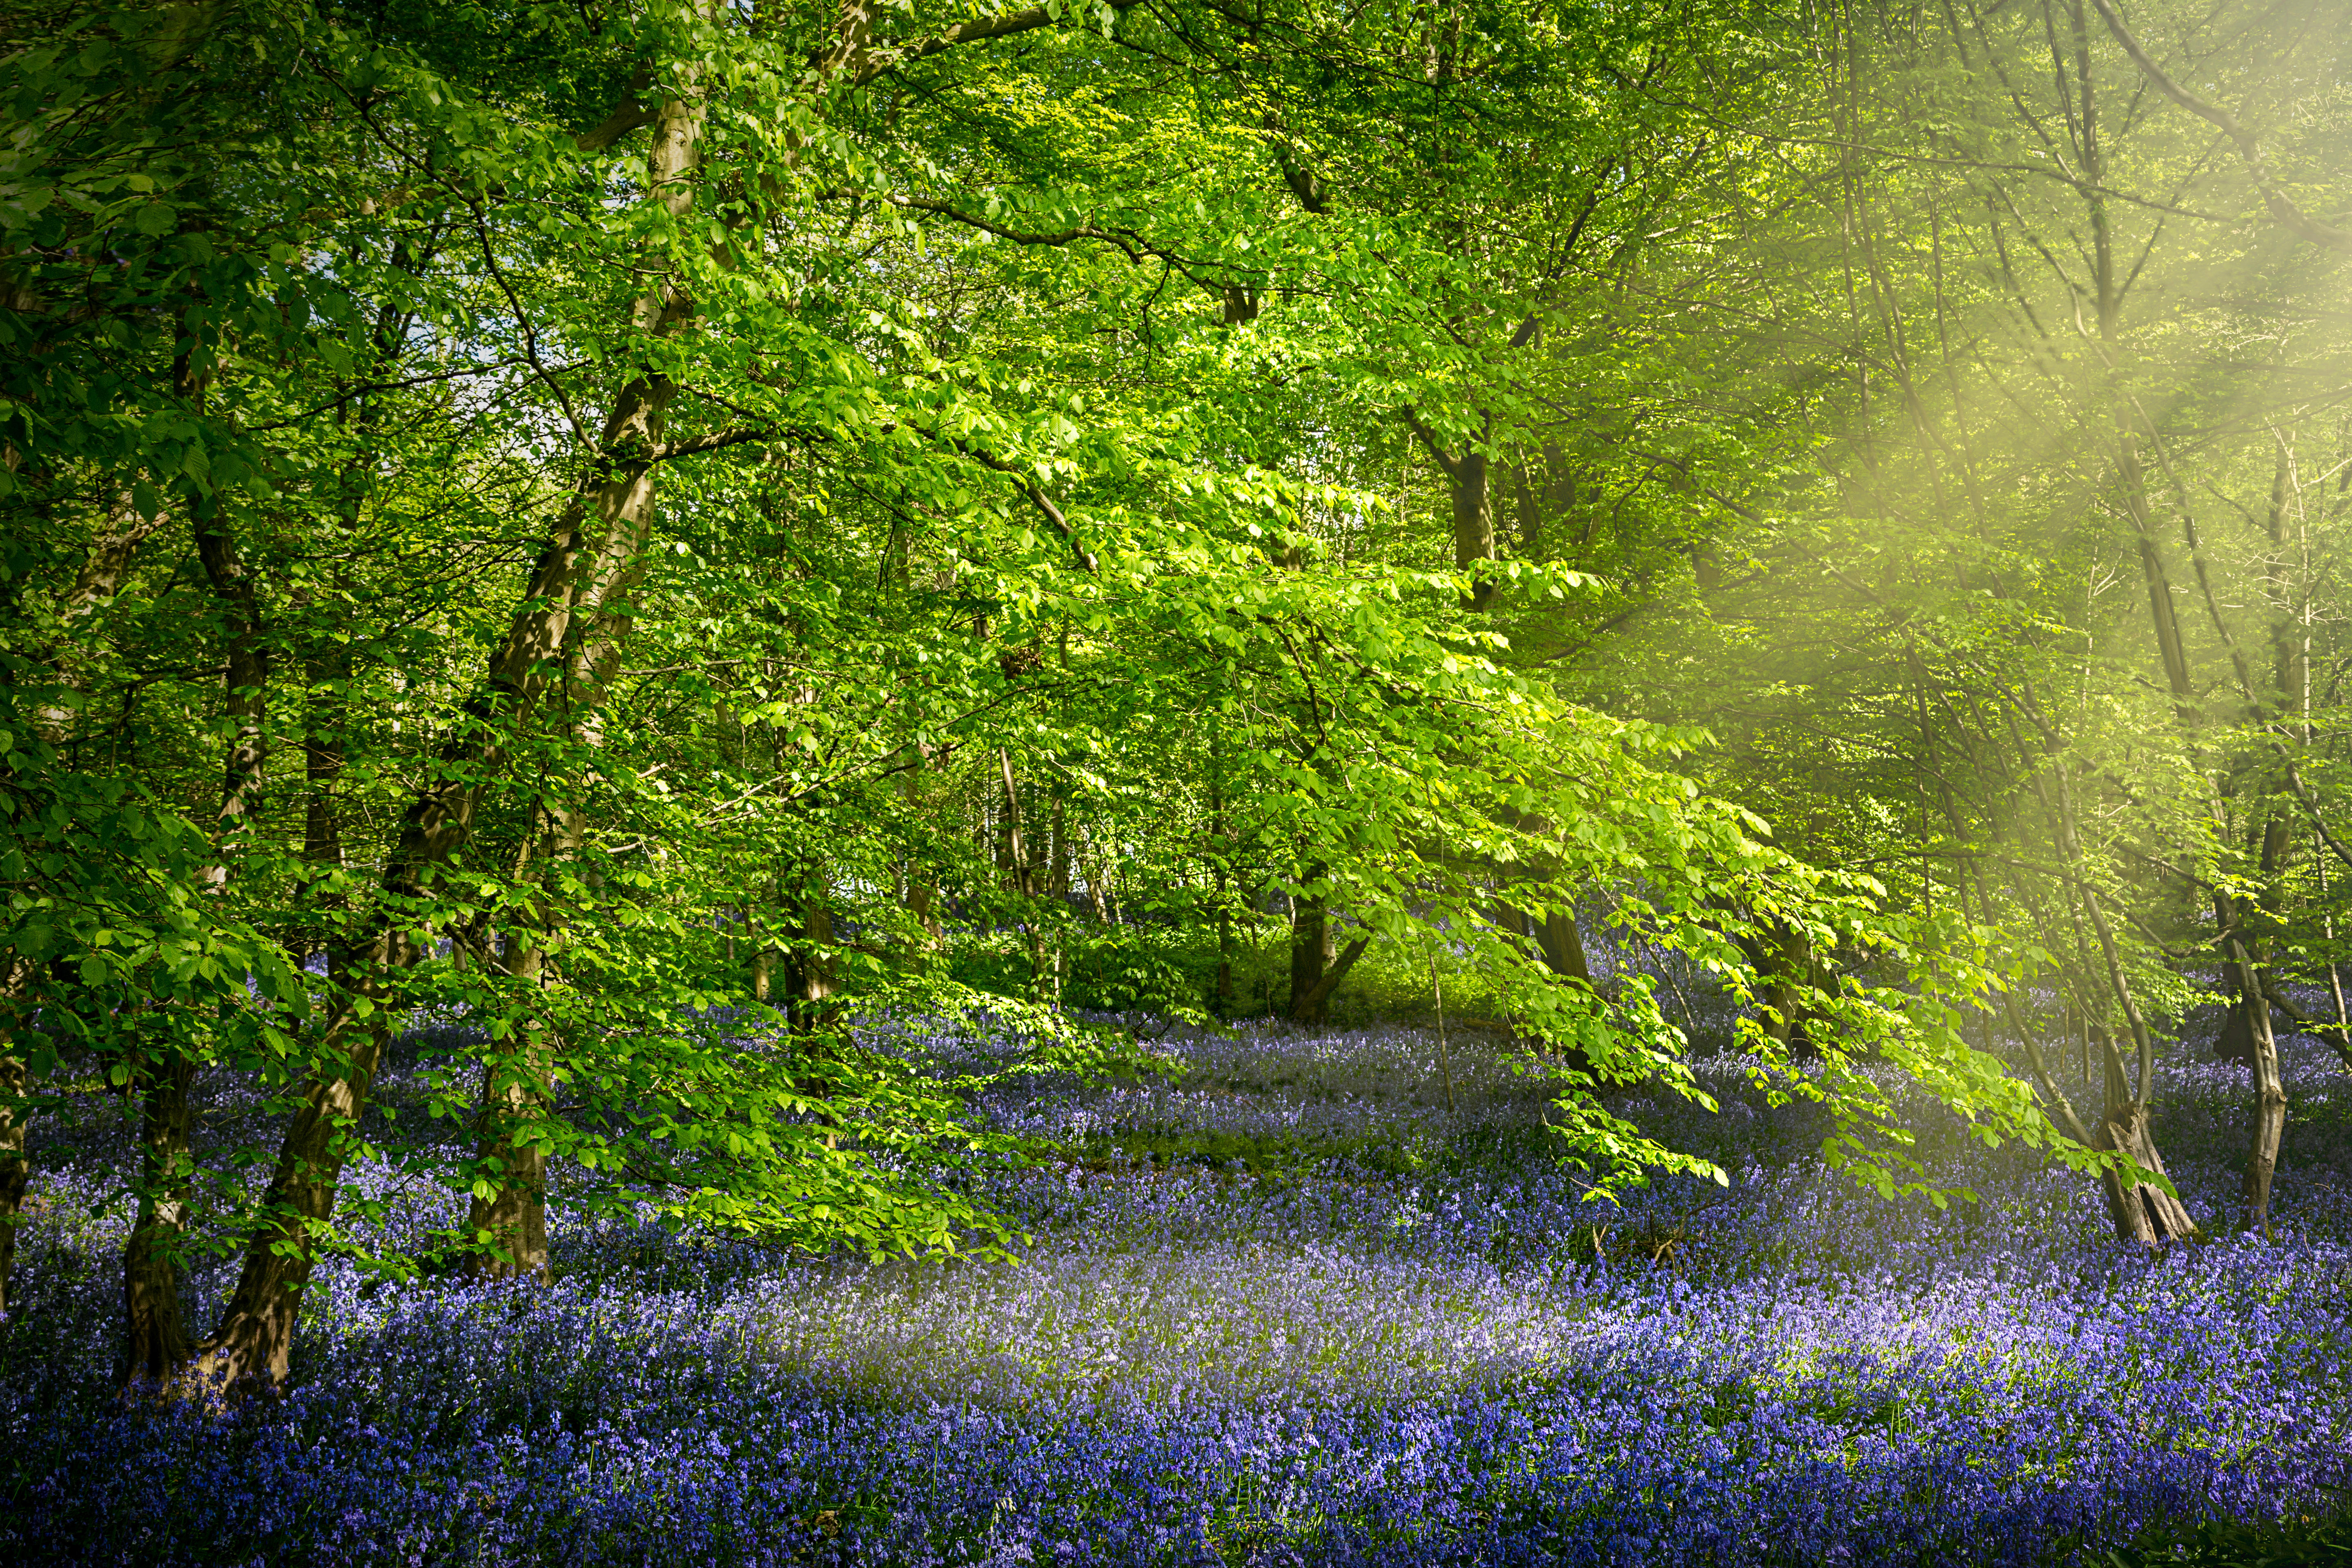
[
  {"left": 1288, "top": 886, "right": 1332, "bottom": 1020},
  {"left": 140, "top": 497, "right": 272, "bottom": 1379},
  {"left": 123, "top": 1052, "right": 197, "bottom": 1382},
  {"left": 787, "top": 870, "right": 837, "bottom": 1035},
  {"left": 0, "top": 1020, "right": 24, "bottom": 1320},
  {"left": 196, "top": 995, "right": 392, "bottom": 1388},
  {"left": 1539, "top": 906, "right": 1592, "bottom": 985},
  {"left": 1449, "top": 450, "right": 1495, "bottom": 611},
  {"left": 1288, "top": 871, "right": 1366, "bottom": 1025},
  {"left": 1746, "top": 921, "right": 1817, "bottom": 1057},
  {"left": 2096, "top": 1102, "right": 2198, "bottom": 1245},
  {"left": 466, "top": 592, "right": 638, "bottom": 1276},
  {"left": 1216, "top": 913, "right": 1237, "bottom": 1017},
  {"left": 2212, "top": 987, "right": 2262, "bottom": 1068},
  {"left": 464, "top": 934, "right": 551, "bottom": 1282},
  {"left": 2233, "top": 943, "right": 2285, "bottom": 1233},
  {"left": 1293, "top": 935, "right": 1369, "bottom": 1026},
  {"left": 1405, "top": 411, "right": 1498, "bottom": 610},
  {"left": 195, "top": 78, "right": 706, "bottom": 1387},
  {"left": 998, "top": 749, "right": 1047, "bottom": 993}
]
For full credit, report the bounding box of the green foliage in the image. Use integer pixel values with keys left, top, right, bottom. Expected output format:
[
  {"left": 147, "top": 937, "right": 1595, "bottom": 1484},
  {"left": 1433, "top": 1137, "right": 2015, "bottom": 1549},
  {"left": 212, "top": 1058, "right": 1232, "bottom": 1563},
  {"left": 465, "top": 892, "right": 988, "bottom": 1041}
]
[
  {"left": 2109, "top": 1498, "right": 2352, "bottom": 1568},
  {"left": 13, "top": 0, "right": 2323, "bottom": 1356}
]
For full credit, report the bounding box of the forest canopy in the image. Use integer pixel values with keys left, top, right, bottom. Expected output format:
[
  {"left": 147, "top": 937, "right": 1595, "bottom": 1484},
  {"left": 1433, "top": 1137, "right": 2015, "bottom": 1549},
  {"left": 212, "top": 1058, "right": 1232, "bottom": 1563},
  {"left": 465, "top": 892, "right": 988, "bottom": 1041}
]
[{"left": 2, "top": 0, "right": 2348, "bottom": 1399}]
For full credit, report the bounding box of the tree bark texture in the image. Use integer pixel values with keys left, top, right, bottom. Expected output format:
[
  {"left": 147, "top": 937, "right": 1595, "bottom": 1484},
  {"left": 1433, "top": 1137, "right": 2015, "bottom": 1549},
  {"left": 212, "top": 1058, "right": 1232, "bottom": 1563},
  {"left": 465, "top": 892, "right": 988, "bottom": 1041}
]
[
  {"left": 2096, "top": 1102, "right": 2198, "bottom": 1245},
  {"left": 196, "top": 996, "right": 392, "bottom": 1387},
  {"left": 1288, "top": 889, "right": 1332, "bottom": 1021},
  {"left": 1539, "top": 907, "right": 1592, "bottom": 986}
]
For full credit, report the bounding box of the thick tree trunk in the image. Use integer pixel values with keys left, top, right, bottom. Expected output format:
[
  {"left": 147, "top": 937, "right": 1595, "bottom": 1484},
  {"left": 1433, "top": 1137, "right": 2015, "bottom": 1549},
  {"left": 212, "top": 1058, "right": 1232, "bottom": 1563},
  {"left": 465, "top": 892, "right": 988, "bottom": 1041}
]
[
  {"left": 123, "top": 1053, "right": 197, "bottom": 1382},
  {"left": 1292, "top": 934, "right": 1369, "bottom": 1027},
  {"left": 1449, "top": 451, "right": 1495, "bottom": 611},
  {"left": 1288, "top": 875, "right": 1366, "bottom": 1025},
  {"left": 1745, "top": 922, "right": 1817, "bottom": 1057},
  {"left": 2212, "top": 988, "right": 2262, "bottom": 1068},
  {"left": 2096, "top": 1102, "right": 2198, "bottom": 1245},
  {"left": 1539, "top": 907, "right": 1592, "bottom": 986}
]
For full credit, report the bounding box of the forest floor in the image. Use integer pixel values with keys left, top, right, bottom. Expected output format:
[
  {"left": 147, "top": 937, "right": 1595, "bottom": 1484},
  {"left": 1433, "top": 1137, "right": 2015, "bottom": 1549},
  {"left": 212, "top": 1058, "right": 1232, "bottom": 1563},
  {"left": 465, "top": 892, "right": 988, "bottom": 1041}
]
[{"left": 3, "top": 1018, "right": 2350, "bottom": 1565}]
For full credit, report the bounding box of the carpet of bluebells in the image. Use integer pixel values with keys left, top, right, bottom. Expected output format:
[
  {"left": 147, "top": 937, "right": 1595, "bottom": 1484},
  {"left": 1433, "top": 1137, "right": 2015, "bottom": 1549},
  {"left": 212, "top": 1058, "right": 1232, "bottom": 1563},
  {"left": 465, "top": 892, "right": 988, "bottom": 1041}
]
[{"left": 3, "top": 1001, "right": 2350, "bottom": 1566}]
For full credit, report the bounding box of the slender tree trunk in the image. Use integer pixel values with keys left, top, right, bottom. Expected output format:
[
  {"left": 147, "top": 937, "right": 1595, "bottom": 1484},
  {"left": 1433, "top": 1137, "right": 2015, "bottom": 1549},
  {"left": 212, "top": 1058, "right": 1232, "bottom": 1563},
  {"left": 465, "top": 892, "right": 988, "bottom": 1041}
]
[
  {"left": 2232, "top": 942, "right": 2285, "bottom": 1233},
  {"left": 301, "top": 639, "right": 350, "bottom": 960},
  {"left": 123, "top": 1052, "right": 198, "bottom": 1382},
  {"left": 1288, "top": 880, "right": 1331, "bottom": 1021},
  {"left": 468, "top": 596, "right": 639, "bottom": 1274},
  {"left": 0, "top": 982, "right": 25, "bottom": 1319},
  {"left": 2064, "top": 843, "right": 2196, "bottom": 1242},
  {"left": 463, "top": 926, "right": 552, "bottom": 1281},
  {"left": 135, "top": 499, "right": 271, "bottom": 1381},
  {"left": 998, "top": 749, "right": 1047, "bottom": 992},
  {"left": 788, "top": 869, "right": 837, "bottom": 1034},
  {"left": 902, "top": 754, "right": 942, "bottom": 970},
  {"left": 1216, "top": 903, "right": 1237, "bottom": 1017},
  {"left": 194, "top": 80, "right": 707, "bottom": 1389}
]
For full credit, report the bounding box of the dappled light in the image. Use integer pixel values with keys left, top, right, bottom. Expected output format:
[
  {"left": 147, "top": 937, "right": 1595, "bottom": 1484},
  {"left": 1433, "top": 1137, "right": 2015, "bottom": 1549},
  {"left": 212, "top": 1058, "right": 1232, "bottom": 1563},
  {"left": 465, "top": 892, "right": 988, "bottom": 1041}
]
[{"left": 3, "top": 0, "right": 2348, "bottom": 1558}]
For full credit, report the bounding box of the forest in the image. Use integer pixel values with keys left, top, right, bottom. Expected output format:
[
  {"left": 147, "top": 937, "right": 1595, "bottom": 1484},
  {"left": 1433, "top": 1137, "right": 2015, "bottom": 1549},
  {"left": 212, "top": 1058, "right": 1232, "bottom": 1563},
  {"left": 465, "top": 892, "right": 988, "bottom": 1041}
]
[{"left": 0, "top": 0, "right": 2348, "bottom": 1559}]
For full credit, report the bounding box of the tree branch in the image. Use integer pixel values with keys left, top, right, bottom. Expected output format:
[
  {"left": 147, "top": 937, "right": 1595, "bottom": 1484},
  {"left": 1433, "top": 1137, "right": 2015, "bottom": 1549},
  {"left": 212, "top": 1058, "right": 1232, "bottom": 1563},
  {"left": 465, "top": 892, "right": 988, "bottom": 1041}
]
[
  {"left": 1402, "top": 406, "right": 1462, "bottom": 479},
  {"left": 2087, "top": 0, "right": 2352, "bottom": 254},
  {"left": 843, "top": 0, "right": 1148, "bottom": 87},
  {"left": 652, "top": 427, "right": 774, "bottom": 463},
  {"left": 949, "top": 445, "right": 1100, "bottom": 573}
]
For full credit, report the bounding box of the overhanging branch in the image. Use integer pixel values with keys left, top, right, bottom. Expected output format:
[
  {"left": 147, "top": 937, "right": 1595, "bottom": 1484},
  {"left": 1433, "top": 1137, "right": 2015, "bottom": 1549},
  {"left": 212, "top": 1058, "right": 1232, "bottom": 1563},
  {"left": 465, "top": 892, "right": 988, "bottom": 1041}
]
[{"left": 2088, "top": 0, "right": 2352, "bottom": 254}]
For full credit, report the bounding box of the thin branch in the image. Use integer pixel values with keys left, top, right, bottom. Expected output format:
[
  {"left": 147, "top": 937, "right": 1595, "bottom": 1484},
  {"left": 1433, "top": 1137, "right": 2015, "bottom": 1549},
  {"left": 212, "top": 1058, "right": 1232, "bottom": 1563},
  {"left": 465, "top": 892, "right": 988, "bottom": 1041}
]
[{"left": 2087, "top": 0, "right": 2352, "bottom": 254}]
